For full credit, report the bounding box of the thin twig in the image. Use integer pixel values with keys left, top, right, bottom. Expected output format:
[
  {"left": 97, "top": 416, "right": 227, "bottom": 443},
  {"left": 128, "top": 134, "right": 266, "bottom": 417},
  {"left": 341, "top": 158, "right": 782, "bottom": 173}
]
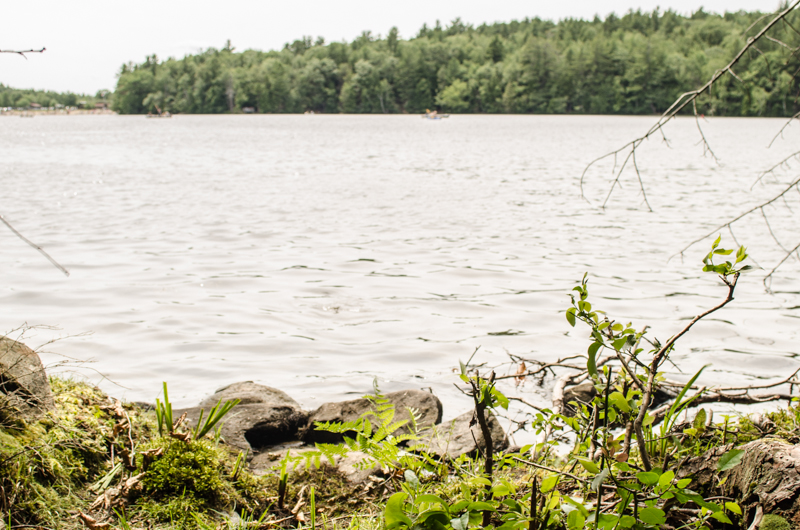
[{"left": 0, "top": 214, "right": 69, "bottom": 276}]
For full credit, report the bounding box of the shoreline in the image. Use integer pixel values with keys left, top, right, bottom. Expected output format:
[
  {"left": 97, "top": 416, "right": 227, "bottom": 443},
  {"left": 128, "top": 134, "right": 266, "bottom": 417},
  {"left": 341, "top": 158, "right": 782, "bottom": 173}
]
[{"left": 0, "top": 108, "right": 117, "bottom": 116}]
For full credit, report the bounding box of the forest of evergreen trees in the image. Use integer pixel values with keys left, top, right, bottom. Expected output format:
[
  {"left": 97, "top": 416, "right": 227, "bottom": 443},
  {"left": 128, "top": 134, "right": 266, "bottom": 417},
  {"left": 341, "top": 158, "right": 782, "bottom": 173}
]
[
  {"left": 8, "top": 8, "right": 800, "bottom": 116},
  {"left": 111, "top": 8, "right": 800, "bottom": 116}
]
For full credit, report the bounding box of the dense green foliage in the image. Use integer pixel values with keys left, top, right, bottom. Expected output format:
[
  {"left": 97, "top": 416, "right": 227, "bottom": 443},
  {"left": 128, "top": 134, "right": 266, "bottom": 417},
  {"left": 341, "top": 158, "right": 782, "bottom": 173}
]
[
  {"left": 112, "top": 9, "right": 800, "bottom": 116},
  {"left": 0, "top": 84, "right": 106, "bottom": 109}
]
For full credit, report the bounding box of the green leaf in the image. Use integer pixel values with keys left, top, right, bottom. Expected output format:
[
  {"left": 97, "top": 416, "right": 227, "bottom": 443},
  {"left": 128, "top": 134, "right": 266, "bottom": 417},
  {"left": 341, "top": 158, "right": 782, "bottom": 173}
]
[
  {"left": 587, "top": 342, "right": 600, "bottom": 379},
  {"left": 725, "top": 502, "right": 742, "bottom": 515},
  {"left": 658, "top": 470, "right": 675, "bottom": 488},
  {"left": 712, "top": 235, "right": 721, "bottom": 249},
  {"left": 404, "top": 469, "right": 420, "bottom": 489},
  {"left": 451, "top": 500, "right": 469, "bottom": 513},
  {"left": 609, "top": 391, "right": 631, "bottom": 413},
  {"left": 450, "top": 512, "right": 469, "bottom": 530},
  {"left": 540, "top": 475, "right": 558, "bottom": 493},
  {"left": 566, "top": 308, "right": 577, "bottom": 327},
  {"left": 717, "top": 449, "right": 745, "bottom": 472},
  {"left": 563, "top": 496, "right": 589, "bottom": 517},
  {"left": 591, "top": 468, "right": 609, "bottom": 491},
  {"left": 416, "top": 495, "right": 448, "bottom": 509},
  {"left": 467, "top": 501, "right": 496, "bottom": 512},
  {"left": 693, "top": 409, "right": 707, "bottom": 433},
  {"left": 639, "top": 507, "right": 665, "bottom": 525},
  {"left": 576, "top": 457, "right": 600, "bottom": 474},
  {"left": 710, "top": 511, "right": 733, "bottom": 524},
  {"left": 490, "top": 387, "right": 509, "bottom": 410},
  {"left": 384, "top": 492, "right": 412, "bottom": 529},
  {"left": 491, "top": 484, "right": 510, "bottom": 497},
  {"left": 567, "top": 510, "right": 585, "bottom": 530},
  {"left": 676, "top": 478, "right": 691, "bottom": 489},
  {"left": 636, "top": 471, "right": 659, "bottom": 487}
]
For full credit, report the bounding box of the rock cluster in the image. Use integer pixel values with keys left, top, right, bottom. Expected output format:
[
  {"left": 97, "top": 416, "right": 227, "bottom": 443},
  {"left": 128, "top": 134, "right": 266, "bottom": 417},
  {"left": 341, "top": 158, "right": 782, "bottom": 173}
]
[
  {"left": 176, "top": 381, "right": 509, "bottom": 483},
  {"left": 0, "top": 335, "right": 510, "bottom": 484}
]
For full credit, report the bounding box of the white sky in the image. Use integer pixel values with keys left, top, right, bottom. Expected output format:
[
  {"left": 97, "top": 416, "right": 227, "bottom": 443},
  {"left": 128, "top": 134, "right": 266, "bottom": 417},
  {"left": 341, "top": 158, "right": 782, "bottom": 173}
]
[{"left": 0, "top": 0, "right": 782, "bottom": 95}]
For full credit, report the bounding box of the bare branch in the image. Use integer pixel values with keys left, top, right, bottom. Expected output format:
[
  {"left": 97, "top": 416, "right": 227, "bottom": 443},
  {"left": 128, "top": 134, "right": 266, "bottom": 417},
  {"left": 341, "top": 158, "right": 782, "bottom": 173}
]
[
  {"left": 766, "top": 34, "right": 796, "bottom": 50},
  {"left": 582, "top": 1, "right": 800, "bottom": 207},
  {"left": 692, "top": 100, "right": 720, "bottom": 163},
  {"left": 754, "top": 150, "right": 800, "bottom": 184},
  {"left": 1, "top": 214, "right": 69, "bottom": 276},
  {"left": 0, "top": 47, "right": 45, "bottom": 60},
  {"left": 764, "top": 240, "right": 800, "bottom": 289},
  {"left": 671, "top": 174, "right": 800, "bottom": 260}
]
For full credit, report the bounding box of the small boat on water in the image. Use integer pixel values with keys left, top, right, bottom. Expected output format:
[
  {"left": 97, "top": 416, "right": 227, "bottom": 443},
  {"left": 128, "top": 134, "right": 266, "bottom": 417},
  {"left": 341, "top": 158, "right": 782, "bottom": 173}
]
[
  {"left": 422, "top": 109, "right": 450, "bottom": 120},
  {"left": 147, "top": 106, "right": 172, "bottom": 118}
]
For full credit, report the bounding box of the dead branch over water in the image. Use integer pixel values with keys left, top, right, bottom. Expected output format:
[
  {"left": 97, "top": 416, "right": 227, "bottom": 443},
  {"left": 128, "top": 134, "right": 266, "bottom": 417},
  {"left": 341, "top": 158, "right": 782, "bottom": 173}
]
[{"left": 581, "top": 2, "right": 800, "bottom": 284}]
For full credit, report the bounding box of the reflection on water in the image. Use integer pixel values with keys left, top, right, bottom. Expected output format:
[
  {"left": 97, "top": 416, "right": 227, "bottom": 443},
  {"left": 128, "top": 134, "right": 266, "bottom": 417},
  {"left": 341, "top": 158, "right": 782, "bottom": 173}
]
[{"left": 1, "top": 114, "right": 799, "bottom": 423}]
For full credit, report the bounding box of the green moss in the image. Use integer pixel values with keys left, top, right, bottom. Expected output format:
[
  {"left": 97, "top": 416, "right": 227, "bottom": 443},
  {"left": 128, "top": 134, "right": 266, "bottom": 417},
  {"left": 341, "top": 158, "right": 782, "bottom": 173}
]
[
  {"left": 737, "top": 405, "right": 800, "bottom": 445},
  {"left": 760, "top": 514, "right": 792, "bottom": 530},
  {"left": 132, "top": 493, "right": 213, "bottom": 529},
  {"left": 140, "top": 437, "right": 228, "bottom": 500}
]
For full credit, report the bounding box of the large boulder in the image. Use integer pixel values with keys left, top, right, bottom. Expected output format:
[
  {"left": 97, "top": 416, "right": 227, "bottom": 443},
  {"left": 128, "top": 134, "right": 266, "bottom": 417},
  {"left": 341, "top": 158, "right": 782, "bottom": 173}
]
[
  {"left": 177, "top": 382, "right": 307, "bottom": 454},
  {"left": 302, "top": 389, "right": 443, "bottom": 444},
  {"left": 679, "top": 439, "right": 800, "bottom": 528},
  {"left": 0, "top": 336, "right": 54, "bottom": 421},
  {"left": 418, "top": 410, "right": 508, "bottom": 459}
]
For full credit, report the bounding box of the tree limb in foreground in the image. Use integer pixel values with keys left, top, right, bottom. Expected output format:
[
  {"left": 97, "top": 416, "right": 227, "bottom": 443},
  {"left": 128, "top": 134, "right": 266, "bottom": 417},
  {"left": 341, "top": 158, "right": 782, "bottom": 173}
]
[{"left": 580, "top": 1, "right": 800, "bottom": 211}]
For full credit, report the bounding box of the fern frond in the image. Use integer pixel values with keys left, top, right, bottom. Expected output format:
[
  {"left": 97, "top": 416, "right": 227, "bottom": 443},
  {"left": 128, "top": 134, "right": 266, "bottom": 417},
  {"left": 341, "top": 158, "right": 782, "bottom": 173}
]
[
  {"left": 393, "top": 432, "right": 418, "bottom": 444},
  {"left": 313, "top": 419, "right": 366, "bottom": 434},
  {"left": 375, "top": 419, "right": 408, "bottom": 438}
]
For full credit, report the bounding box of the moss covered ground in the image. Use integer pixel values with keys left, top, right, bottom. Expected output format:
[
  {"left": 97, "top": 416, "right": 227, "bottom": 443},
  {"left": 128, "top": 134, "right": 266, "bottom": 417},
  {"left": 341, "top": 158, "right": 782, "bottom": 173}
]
[{"left": 0, "top": 378, "right": 381, "bottom": 529}]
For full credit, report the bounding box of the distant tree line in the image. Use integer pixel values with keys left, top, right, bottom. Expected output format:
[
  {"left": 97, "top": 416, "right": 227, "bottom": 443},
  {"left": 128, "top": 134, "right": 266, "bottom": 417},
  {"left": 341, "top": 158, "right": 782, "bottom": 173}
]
[
  {"left": 0, "top": 85, "right": 107, "bottom": 109},
  {"left": 15, "top": 8, "right": 800, "bottom": 116}
]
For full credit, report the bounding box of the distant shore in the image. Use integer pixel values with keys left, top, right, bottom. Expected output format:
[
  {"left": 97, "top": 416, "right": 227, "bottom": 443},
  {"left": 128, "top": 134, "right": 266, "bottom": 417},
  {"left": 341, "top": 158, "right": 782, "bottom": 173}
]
[{"left": 0, "top": 108, "right": 117, "bottom": 116}]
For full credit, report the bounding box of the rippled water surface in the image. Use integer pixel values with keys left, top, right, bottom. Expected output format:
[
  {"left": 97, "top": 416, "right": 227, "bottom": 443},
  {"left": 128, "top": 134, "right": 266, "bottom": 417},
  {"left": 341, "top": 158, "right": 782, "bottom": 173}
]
[{"left": 2, "top": 114, "right": 800, "bottom": 424}]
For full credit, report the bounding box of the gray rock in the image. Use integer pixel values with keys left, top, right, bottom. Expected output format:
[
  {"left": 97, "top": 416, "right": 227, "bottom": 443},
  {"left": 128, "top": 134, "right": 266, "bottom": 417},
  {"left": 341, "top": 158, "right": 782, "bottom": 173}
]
[
  {"left": 419, "top": 410, "right": 508, "bottom": 459},
  {"left": 0, "top": 336, "right": 54, "bottom": 421},
  {"left": 176, "top": 382, "right": 308, "bottom": 454},
  {"left": 250, "top": 447, "right": 382, "bottom": 484},
  {"left": 176, "top": 404, "right": 307, "bottom": 453},
  {"left": 302, "top": 389, "right": 443, "bottom": 444},
  {"left": 336, "top": 450, "right": 384, "bottom": 483},
  {"left": 199, "top": 381, "right": 300, "bottom": 409}
]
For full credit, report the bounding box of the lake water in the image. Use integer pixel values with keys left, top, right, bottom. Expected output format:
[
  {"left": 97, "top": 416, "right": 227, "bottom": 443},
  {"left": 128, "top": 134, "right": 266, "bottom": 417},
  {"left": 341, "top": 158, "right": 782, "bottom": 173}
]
[{"left": 2, "top": 114, "right": 800, "bottom": 436}]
